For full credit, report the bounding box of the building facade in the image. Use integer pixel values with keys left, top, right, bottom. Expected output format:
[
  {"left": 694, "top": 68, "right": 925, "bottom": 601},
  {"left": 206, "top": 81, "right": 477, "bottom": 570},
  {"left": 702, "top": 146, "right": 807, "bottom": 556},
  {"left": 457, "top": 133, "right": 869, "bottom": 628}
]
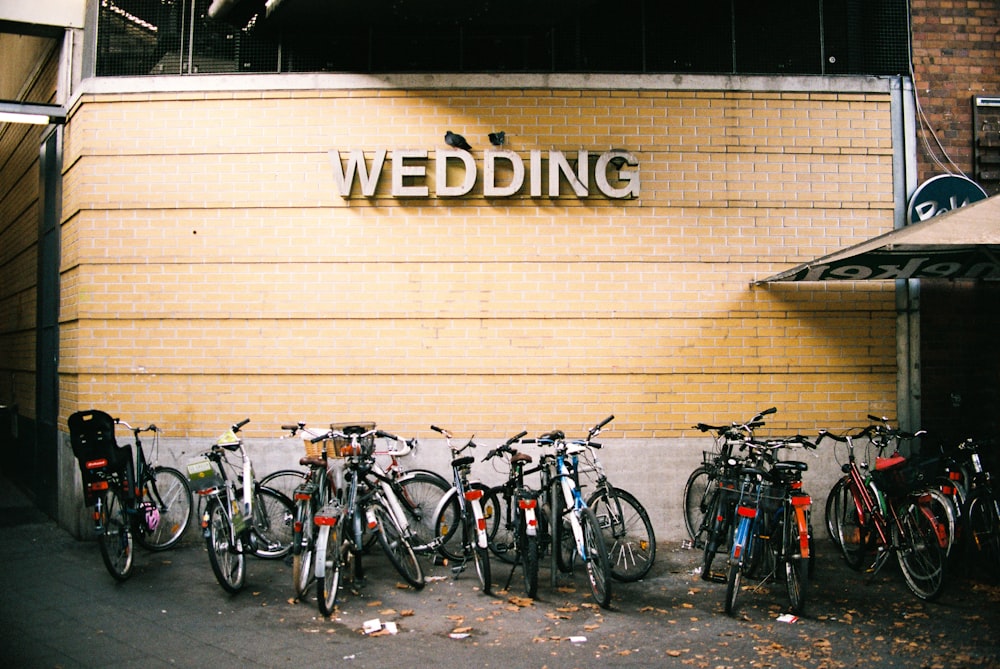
[{"left": 1, "top": 1, "right": 996, "bottom": 539}]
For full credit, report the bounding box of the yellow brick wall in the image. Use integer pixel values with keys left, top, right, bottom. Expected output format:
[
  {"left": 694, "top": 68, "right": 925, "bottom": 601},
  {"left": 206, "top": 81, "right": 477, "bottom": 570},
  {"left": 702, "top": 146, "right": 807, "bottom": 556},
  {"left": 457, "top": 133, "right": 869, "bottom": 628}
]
[{"left": 59, "top": 86, "right": 897, "bottom": 438}]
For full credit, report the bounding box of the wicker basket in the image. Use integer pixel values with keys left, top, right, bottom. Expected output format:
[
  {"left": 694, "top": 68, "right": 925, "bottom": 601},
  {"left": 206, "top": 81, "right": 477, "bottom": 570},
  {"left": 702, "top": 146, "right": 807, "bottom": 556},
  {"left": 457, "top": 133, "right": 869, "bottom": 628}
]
[{"left": 304, "top": 422, "right": 377, "bottom": 458}]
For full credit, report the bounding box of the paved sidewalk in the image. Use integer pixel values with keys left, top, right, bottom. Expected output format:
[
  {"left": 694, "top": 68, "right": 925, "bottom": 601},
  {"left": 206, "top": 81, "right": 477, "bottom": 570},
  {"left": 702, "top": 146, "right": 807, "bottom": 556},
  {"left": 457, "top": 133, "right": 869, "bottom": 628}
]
[{"left": 1, "top": 482, "right": 997, "bottom": 669}]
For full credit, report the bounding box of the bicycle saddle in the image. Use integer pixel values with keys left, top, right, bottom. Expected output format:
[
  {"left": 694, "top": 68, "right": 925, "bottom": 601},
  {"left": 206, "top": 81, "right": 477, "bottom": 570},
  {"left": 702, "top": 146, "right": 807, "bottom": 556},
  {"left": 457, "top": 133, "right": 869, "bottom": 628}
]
[
  {"left": 511, "top": 452, "right": 533, "bottom": 466},
  {"left": 772, "top": 461, "right": 808, "bottom": 473},
  {"left": 538, "top": 430, "right": 564, "bottom": 443},
  {"left": 300, "top": 454, "right": 326, "bottom": 467}
]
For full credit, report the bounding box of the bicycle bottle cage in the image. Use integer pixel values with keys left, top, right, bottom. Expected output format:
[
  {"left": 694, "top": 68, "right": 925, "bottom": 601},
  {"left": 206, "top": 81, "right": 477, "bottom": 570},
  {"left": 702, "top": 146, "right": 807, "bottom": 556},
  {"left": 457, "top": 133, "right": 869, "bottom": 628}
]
[{"left": 69, "top": 409, "right": 132, "bottom": 506}]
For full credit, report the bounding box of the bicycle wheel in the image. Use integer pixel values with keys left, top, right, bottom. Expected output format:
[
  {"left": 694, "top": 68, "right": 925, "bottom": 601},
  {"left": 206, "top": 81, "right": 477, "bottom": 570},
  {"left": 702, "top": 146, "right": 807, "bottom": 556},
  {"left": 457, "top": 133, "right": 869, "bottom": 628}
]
[
  {"left": 701, "top": 489, "right": 731, "bottom": 581},
  {"left": 97, "top": 488, "right": 134, "bottom": 581},
  {"left": 824, "top": 476, "right": 851, "bottom": 548},
  {"left": 137, "top": 466, "right": 193, "bottom": 551},
  {"left": 917, "top": 487, "right": 958, "bottom": 558},
  {"left": 588, "top": 487, "right": 655, "bottom": 582},
  {"left": 835, "top": 485, "right": 871, "bottom": 571},
  {"left": 519, "top": 520, "right": 539, "bottom": 599},
  {"left": 292, "top": 498, "right": 315, "bottom": 599},
  {"left": 396, "top": 471, "right": 451, "bottom": 551},
  {"left": 258, "top": 469, "right": 306, "bottom": 501},
  {"left": 784, "top": 507, "right": 809, "bottom": 615},
  {"left": 724, "top": 559, "right": 742, "bottom": 615},
  {"left": 895, "top": 499, "right": 946, "bottom": 601},
  {"left": 371, "top": 501, "right": 425, "bottom": 589},
  {"left": 316, "top": 522, "right": 343, "bottom": 616},
  {"left": 205, "top": 498, "right": 246, "bottom": 593},
  {"left": 683, "top": 466, "right": 712, "bottom": 541},
  {"left": 432, "top": 489, "right": 464, "bottom": 561},
  {"left": 251, "top": 487, "right": 295, "bottom": 559},
  {"left": 487, "top": 487, "right": 518, "bottom": 564},
  {"left": 467, "top": 513, "right": 493, "bottom": 595},
  {"left": 965, "top": 493, "right": 1000, "bottom": 581},
  {"left": 551, "top": 485, "right": 575, "bottom": 575},
  {"left": 580, "top": 507, "right": 612, "bottom": 609}
]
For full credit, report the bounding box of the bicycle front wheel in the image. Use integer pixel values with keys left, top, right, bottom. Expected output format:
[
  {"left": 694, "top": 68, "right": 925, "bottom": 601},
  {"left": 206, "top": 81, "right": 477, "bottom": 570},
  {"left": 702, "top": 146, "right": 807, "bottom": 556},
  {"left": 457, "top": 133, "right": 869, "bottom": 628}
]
[
  {"left": 824, "top": 476, "right": 851, "bottom": 548},
  {"left": 895, "top": 499, "right": 946, "bottom": 601},
  {"left": 835, "top": 484, "right": 871, "bottom": 571},
  {"left": 396, "top": 472, "right": 451, "bottom": 551},
  {"left": 98, "top": 488, "right": 134, "bottom": 581},
  {"left": 965, "top": 493, "right": 1000, "bottom": 581},
  {"left": 683, "top": 466, "right": 712, "bottom": 542},
  {"left": 520, "top": 522, "right": 539, "bottom": 599},
  {"left": 580, "top": 507, "right": 612, "bottom": 609},
  {"left": 138, "top": 466, "right": 193, "bottom": 551},
  {"left": 205, "top": 498, "right": 245, "bottom": 593},
  {"left": 251, "top": 487, "right": 295, "bottom": 559},
  {"left": 467, "top": 513, "right": 493, "bottom": 595},
  {"left": 588, "top": 487, "right": 655, "bottom": 582},
  {"left": 371, "top": 501, "right": 424, "bottom": 589},
  {"left": 258, "top": 469, "right": 306, "bottom": 501}
]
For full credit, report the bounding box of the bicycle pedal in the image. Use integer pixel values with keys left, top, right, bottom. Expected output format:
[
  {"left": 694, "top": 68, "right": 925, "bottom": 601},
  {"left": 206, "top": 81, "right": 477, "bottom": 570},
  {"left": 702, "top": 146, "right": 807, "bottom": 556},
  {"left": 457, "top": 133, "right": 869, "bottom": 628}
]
[{"left": 702, "top": 570, "right": 727, "bottom": 584}]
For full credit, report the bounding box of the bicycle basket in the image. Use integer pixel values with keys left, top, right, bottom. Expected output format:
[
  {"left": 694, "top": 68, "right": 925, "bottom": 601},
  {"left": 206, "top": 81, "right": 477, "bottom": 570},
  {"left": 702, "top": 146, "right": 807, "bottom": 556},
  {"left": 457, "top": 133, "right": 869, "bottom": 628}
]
[
  {"left": 871, "top": 456, "right": 922, "bottom": 498},
  {"left": 329, "top": 422, "right": 376, "bottom": 457},
  {"left": 185, "top": 456, "right": 224, "bottom": 494},
  {"left": 68, "top": 409, "right": 130, "bottom": 506}
]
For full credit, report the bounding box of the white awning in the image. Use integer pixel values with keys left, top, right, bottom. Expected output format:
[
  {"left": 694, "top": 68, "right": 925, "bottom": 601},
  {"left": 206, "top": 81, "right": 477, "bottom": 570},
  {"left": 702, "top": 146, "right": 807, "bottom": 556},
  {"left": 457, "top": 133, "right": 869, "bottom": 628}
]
[{"left": 757, "top": 194, "right": 1000, "bottom": 282}]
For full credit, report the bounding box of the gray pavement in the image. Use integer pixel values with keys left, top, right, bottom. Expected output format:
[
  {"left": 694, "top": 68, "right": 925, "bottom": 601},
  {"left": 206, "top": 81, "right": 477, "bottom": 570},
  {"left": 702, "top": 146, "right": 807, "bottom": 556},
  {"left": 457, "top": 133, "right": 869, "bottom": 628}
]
[{"left": 1, "top": 481, "right": 998, "bottom": 669}]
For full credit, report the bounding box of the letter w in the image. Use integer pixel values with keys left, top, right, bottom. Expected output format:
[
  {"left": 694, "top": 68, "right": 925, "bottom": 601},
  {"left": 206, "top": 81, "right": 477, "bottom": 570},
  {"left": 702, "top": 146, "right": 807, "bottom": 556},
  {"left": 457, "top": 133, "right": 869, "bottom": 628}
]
[{"left": 328, "top": 150, "right": 387, "bottom": 196}]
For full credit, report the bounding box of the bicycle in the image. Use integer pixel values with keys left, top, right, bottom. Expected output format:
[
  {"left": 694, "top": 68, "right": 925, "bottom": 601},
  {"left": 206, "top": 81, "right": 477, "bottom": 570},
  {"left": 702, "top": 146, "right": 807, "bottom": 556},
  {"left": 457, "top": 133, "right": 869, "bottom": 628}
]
[
  {"left": 309, "top": 424, "right": 425, "bottom": 616},
  {"left": 685, "top": 407, "right": 776, "bottom": 547},
  {"left": 68, "top": 409, "right": 194, "bottom": 581},
  {"left": 564, "top": 415, "right": 656, "bottom": 582},
  {"left": 952, "top": 437, "right": 1000, "bottom": 581},
  {"left": 279, "top": 422, "right": 337, "bottom": 599},
  {"left": 429, "top": 424, "right": 504, "bottom": 594},
  {"left": 536, "top": 429, "right": 612, "bottom": 609},
  {"left": 817, "top": 427, "right": 948, "bottom": 601},
  {"left": 722, "top": 435, "right": 815, "bottom": 615},
  {"left": 185, "top": 418, "right": 295, "bottom": 593}
]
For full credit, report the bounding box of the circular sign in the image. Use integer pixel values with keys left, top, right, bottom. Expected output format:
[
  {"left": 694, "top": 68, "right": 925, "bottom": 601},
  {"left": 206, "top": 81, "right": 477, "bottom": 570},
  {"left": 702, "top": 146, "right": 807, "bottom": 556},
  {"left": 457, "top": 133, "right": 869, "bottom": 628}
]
[{"left": 907, "top": 174, "right": 987, "bottom": 224}]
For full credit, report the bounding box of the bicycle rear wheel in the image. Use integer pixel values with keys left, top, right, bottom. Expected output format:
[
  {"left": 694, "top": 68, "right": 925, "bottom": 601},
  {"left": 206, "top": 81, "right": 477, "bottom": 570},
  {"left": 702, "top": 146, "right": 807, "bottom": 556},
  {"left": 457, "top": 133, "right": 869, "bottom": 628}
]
[
  {"left": 835, "top": 485, "right": 871, "bottom": 571},
  {"left": 683, "top": 466, "right": 712, "bottom": 542},
  {"left": 895, "top": 499, "right": 946, "bottom": 601},
  {"left": 138, "top": 466, "right": 193, "bottom": 551},
  {"left": 588, "top": 487, "right": 655, "bottom": 582},
  {"left": 98, "top": 488, "right": 134, "bottom": 581},
  {"left": 580, "top": 507, "right": 612, "bottom": 609},
  {"left": 258, "top": 469, "right": 306, "bottom": 501},
  {"left": 292, "top": 497, "right": 316, "bottom": 599},
  {"left": 824, "top": 476, "right": 851, "bottom": 548},
  {"left": 466, "top": 513, "right": 493, "bottom": 595},
  {"left": 965, "top": 493, "right": 1000, "bottom": 581},
  {"left": 251, "top": 487, "right": 295, "bottom": 559},
  {"left": 519, "top": 520, "right": 539, "bottom": 599},
  {"left": 784, "top": 507, "right": 809, "bottom": 614},
  {"left": 205, "top": 498, "right": 246, "bottom": 593},
  {"left": 371, "top": 501, "right": 424, "bottom": 589},
  {"left": 316, "top": 522, "right": 343, "bottom": 616},
  {"left": 486, "top": 487, "right": 518, "bottom": 564}
]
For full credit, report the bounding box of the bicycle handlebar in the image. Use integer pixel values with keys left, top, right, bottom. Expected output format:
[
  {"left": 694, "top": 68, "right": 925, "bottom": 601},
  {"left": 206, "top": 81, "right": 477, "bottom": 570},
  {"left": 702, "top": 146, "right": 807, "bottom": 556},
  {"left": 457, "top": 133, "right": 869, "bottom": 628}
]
[{"left": 114, "top": 418, "right": 159, "bottom": 434}]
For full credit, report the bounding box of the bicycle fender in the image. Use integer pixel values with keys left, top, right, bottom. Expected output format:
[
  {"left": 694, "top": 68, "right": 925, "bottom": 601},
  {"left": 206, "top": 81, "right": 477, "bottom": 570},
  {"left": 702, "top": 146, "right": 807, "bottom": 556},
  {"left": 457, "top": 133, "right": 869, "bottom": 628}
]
[
  {"left": 470, "top": 498, "right": 489, "bottom": 548},
  {"left": 313, "top": 526, "right": 329, "bottom": 579},
  {"left": 430, "top": 488, "right": 459, "bottom": 525},
  {"left": 732, "top": 517, "right": 751, "bottom": 562}
]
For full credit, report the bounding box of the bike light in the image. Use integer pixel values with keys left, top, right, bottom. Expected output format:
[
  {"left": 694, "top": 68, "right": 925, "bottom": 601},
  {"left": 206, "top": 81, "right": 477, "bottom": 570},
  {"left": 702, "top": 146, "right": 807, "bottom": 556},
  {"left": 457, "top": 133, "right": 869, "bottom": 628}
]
[
  {"left": 294, "top": 520, "right": 303, "bottom": 533},
  {"left": 737, "top": 505, "right": 756, "bottom": 518},
  {"left": 87, "top": 481, "right": 109, "bottom": 492},
  {"left": 85, "top": 458, "right": 108, "bottom": 469},
  {"left": 949, "top": 471, "right": 962, "bottom": 481},
  {"left": 518, "top": 499, "right": 537, "bottom": 510},
  {"left": 314, "top": 515, "right": 337, "bottom": 526},
  {"left": 790, "top": 481, "right": 803, "bottom": 490},
  {"left": 294, "top": 492, "right": 312, "bottom": 501},
  {"left": 477, "top": 518, "right": 487, "bottom": 532},
  {"left": 464, "top": 489, "right": 483, "bottom": 501}
]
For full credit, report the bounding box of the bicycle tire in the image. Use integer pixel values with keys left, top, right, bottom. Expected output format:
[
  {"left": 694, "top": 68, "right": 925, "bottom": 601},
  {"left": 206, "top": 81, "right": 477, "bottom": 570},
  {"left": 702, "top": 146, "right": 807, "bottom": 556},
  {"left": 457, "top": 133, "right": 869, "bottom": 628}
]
[
  {"left": 835, "top": 484, "right": 870, "bottom": 571},
  {"left": 292, "top": 497, "right": 315, "bottom": 599},
  {"left": 551, "top": 483, "right": 574, "bottom": 575},
  {"left": 784, "top": 506, "right": 808, "bottom": 614},
  {"left": 701, "top": 488, "right": 731, "bottom": 580},
  {"left": 396, "top": 471, "right": 452, "bottom": 551},
  {"left": 317, "top": 522, "right": 343, "bottom": 616},
  {"left": 580, "top": 507, "right": 612, "bottom": 609},
  {"left": 258, "top": 469, "right": 306, "bottom": 501},
  {"left": 250, "top": 487, "right": 295, "bottom": 559},
  {"left": 587, "top": 487, "right": 656, "bottom": 582},
  {"left": 466, "top": 511, "right": 493, "bottom": 594},
  {"left": 432, "top": 488, "right": 463, "bottom": 561},
  {"left": 917, "top": 486, "right": 958, "bottom": 558},
  {"left": 683, "top": 466, "right": 712, "bottom": 541},
  {"left": 487, "top": 486, "right": 518, "bottom": 564},
  {"left": 137, "top": 466, "right": 193, "bottom": 551},
  {"left": 724, "top": 560, "right": 742, "bottom": 615},
  {"left": 371, "top": 501, "right": 425, "bottom": 589},
  {"left": 98, "top": 487, "right": 134, "bottom": 581},
  {"left": 520, "top": 522, "right": 539, "bottom": 599},
  {"left": 205, "top": 498, "right": 246, "bottom": 593},
  {"left": 965, "top": 493, "right": 1000, "bottom": 581},
  {"left": 824, "top": 476, "right": 851, "bottom": 548},
  {"left": 895, "top": 499, "right": 946, "bottom": 601}
]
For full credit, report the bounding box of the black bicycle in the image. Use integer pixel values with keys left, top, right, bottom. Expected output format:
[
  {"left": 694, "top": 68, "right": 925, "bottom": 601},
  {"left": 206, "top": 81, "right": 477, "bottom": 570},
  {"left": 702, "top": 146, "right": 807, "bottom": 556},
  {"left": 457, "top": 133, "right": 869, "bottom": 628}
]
[{"left": 69, "top": 409, "right": 194, "bottom": 581}]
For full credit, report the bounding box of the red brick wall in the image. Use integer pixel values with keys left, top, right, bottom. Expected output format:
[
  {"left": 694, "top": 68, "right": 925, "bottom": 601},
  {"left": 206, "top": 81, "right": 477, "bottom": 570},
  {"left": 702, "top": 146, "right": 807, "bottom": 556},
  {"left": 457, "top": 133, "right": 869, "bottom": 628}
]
[{"left": 911, "top": 0, "right": 1000, "bottom": 192}]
